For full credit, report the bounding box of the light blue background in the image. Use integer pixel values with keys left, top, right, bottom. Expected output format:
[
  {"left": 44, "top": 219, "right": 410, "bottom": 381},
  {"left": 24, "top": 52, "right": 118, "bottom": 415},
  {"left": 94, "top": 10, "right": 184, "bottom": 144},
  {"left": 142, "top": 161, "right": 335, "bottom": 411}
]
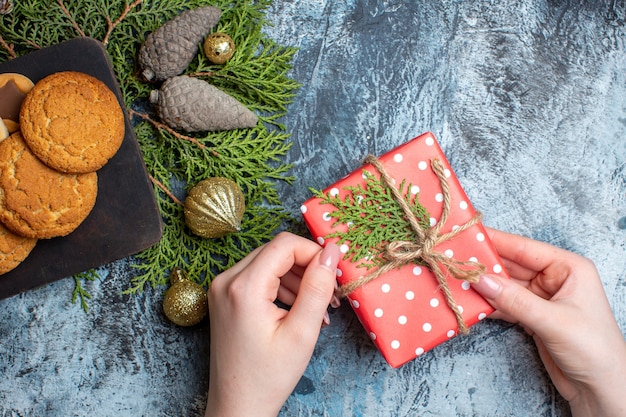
[{"left": 1, "top": 1, "right": 624, "bottom": 416}]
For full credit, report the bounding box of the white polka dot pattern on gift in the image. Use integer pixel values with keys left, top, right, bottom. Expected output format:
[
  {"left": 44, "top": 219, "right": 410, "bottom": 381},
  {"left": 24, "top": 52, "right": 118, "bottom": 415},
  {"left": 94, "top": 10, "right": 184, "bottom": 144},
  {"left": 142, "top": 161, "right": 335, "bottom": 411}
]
[{"left": 300, "top": 133, "right": 506, "bottom": 367}]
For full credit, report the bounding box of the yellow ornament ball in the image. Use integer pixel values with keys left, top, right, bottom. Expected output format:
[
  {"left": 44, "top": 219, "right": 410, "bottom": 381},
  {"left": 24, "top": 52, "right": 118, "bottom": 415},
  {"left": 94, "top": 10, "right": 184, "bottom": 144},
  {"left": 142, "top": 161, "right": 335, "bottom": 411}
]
[
  {"left": 203, "top": 32, "right": 235, "bottom": 64},
  {"left": 163, "top": 267, "right": 208, "bottom": 326}
]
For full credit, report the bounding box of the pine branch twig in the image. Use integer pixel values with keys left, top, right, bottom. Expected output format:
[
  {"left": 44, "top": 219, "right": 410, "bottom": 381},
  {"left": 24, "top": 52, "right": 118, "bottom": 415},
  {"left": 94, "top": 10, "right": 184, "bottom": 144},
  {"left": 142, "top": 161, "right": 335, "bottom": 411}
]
[
  {"left": 150, "top": 174, "right": 183, "bottom": 206},
  {"left": 189, "top": 71, "right": 217, "bottom": 78},
  {"left": 0, "top": 35, "right": 16, "bottom": 59},
  {"left": 129, "top": 108, "right": 208, "bottom": 150},
  {"left": 57, "top": 0, "right": 86, "bottom": 37},
  {"left": 103, "top": 0, "right": 143, "bottom": 46}
]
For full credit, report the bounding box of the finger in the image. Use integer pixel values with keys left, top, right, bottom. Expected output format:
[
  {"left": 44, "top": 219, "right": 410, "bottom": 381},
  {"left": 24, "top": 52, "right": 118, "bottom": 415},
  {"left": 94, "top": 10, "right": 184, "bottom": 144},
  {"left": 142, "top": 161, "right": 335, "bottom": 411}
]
[
  {"left": 279, "top": 269, "right": 303, "bottom": 299},
  {"left": 282, "top": 243, "right": 340, "bottom": 338},
  {"left": 498, "top": 257, "right": 539, "bottom": 282},
  {"left": 472, "top": 274, "right": 555, "bottom": 337},
  {"left": 277, "top": 284, "right": 296, "bottom": 306},
  {"left": 486, "top": 228, "right": 569, "bottom": 279},
  {"left": 239, "top": 233, "right": 321, "bottom": 300},
  {"left": 278, "top": 268, "right": 341, "bottom": 309}
]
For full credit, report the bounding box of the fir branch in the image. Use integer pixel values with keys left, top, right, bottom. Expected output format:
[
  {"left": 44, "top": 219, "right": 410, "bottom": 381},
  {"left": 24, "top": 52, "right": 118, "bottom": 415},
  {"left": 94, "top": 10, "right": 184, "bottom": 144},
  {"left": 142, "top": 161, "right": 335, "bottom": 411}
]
[
  {"left": 72, "top": 270, "right": 98, "bottom": 313},
  {"left": 312, "top": 171, "right": 431, "bottom": 269}
]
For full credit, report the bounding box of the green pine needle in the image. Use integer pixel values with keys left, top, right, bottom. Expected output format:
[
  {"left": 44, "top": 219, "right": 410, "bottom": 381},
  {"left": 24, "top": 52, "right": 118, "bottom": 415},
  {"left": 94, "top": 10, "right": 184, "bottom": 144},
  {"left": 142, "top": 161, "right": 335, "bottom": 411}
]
[{"left": 1, "top": 0, "right": 300, "bottom": 307}]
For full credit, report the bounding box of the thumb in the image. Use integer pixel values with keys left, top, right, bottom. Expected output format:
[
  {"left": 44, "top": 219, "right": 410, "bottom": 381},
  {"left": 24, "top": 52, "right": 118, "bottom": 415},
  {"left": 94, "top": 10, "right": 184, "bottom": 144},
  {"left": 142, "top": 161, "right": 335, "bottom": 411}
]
[
  {"left": 283, "top": 243, "right": 340, "bottom": 337},
  {"left": 472, "top": 274, "right": 553, "bottom": 336}
]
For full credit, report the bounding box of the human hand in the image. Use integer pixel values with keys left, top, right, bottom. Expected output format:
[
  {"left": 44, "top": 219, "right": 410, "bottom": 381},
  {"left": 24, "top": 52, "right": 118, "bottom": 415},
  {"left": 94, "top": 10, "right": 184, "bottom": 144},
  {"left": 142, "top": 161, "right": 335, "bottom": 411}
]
[
  {"left": 472, "top": 228, "right": 626, "bottom": 417},
  {"left": 205, "top": 232, "right": 341, "bottom": 417}
]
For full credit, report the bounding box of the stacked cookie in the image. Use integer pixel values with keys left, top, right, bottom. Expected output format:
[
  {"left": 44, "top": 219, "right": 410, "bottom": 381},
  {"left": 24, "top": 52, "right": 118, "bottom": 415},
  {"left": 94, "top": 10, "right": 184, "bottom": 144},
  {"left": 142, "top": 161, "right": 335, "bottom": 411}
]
[{"left": 0, "top": 71, "right": 125, "bottom": 274}]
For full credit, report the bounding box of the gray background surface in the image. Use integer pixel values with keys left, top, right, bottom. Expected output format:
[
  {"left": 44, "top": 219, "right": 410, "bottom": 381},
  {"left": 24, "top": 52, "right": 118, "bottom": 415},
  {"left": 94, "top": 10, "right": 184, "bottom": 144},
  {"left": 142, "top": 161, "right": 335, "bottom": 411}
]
[{"left": 1, "top": 1, "right": 625, "bottom": 416}]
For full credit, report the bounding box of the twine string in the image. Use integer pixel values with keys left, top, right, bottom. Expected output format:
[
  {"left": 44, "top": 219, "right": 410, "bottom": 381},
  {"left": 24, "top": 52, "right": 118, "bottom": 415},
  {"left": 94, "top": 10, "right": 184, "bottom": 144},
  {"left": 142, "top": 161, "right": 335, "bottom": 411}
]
[{"left": 336, "top": 155, "right": 485, "bottom": 334}]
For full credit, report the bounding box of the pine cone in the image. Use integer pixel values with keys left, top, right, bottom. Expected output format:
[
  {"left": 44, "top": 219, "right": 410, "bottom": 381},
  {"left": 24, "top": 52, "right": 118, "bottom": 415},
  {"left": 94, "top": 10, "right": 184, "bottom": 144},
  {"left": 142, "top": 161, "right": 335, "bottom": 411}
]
[
  {"left": 139, "top": 6, "right": 221, "bottom": 81},
  {"left": 150, "top": 76, "right": 258, "bottom": 132}
]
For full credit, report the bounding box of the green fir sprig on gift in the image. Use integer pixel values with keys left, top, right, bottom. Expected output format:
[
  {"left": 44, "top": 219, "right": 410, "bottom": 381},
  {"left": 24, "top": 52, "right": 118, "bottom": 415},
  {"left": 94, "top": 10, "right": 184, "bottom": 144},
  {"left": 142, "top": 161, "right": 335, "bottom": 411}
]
[
  {"left": 311, "top": 170, "right": 431, "bottom": 269},
  {"left": 1, "top": 0, "right": 300, "bottom": 310}
]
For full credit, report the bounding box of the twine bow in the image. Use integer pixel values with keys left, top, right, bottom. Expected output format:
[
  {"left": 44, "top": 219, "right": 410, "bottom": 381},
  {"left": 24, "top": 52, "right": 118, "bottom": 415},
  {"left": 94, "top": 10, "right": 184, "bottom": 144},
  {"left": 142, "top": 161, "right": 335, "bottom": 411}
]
[{"left": 336, "top": 155, "right": 485, "bottom": 334}]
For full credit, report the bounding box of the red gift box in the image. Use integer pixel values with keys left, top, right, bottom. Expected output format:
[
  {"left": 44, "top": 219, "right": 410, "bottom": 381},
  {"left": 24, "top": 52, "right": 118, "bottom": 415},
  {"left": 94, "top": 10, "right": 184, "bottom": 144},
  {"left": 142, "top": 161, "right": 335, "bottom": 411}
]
[{"left": 300, "top": 132, "right": 509, "bottom": 368}]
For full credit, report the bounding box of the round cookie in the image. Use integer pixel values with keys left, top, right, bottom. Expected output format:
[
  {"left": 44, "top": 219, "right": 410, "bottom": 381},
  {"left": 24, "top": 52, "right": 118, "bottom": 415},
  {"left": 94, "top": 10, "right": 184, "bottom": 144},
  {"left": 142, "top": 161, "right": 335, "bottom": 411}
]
[
  {"left": 0, "top": 132, "right": 98, "bottom": 239},
  {"left": 0, "top": 221, "right": 37, "bottom": 275},
  {"left": 19, "top": 71, "right": 125, "bottom": 173}
]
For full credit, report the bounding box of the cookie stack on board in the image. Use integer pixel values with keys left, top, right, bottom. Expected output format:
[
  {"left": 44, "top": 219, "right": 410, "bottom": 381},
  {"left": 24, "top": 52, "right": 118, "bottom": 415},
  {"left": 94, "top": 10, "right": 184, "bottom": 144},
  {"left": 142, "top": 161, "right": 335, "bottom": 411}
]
[{"left": 0, "top": 71, "right": 125, "bottom": 274}]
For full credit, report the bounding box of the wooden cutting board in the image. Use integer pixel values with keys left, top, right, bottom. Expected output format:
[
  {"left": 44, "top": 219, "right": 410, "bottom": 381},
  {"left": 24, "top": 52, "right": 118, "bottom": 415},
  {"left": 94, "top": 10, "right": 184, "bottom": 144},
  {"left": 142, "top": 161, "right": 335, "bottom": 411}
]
[{"left": 0, "top": 37, "right": 163, "bottom": 299}]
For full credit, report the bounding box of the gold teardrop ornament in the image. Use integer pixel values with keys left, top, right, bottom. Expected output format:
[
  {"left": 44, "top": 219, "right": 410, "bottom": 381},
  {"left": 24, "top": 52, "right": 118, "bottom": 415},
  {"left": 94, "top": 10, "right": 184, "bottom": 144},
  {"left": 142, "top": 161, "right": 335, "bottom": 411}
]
[
  {"left": 203, "top": 32, "right": 235, "bottom": 64},
  {"left": 163, "top": 267, "right": 208, "bottom": 327},
  {"left": 184, "top": 177, "right": 245, "bottom": 238}
]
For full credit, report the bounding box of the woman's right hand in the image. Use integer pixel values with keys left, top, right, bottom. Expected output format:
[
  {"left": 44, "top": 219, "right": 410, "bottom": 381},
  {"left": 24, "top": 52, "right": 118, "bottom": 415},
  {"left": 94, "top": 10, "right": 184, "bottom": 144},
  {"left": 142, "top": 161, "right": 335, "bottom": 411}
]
[{"left": 472, "top": 228, "right": 626, "bottom": 417}]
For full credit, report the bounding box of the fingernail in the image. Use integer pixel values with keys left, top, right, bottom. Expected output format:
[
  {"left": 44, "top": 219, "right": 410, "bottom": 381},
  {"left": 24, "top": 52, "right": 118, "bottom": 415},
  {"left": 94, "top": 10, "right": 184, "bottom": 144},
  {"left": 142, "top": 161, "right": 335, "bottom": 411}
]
[
  {"left": 330, "top": 294, "right": 341, "bottom": 308},
  {"left": 472, "top": 274, "right": 502, "bottom": 299},
  {"left": 322, "top": 311, "right": 331, "bottom": 328},
  {"left": 319, "top": 243, "right": 340, "bottom": 272}
]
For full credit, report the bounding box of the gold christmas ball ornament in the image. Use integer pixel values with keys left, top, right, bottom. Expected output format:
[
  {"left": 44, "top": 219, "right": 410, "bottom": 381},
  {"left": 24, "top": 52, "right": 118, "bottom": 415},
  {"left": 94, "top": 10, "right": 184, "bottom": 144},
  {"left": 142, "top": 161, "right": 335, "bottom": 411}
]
[
  {"left": 184, "top": 177, "right": 245, "bottom": 238},
  {"left": 203, "top": 32, "right": 235, "bottom": 64},
  {"left": 163, "top": 267, "right": 208, "bottom": 327}
]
